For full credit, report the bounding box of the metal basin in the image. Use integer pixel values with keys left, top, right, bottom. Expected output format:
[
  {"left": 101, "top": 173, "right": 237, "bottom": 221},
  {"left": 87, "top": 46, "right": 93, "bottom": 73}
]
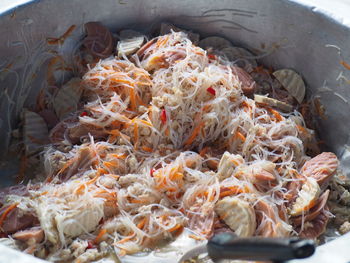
[{"left": 0, "top": 0, "right": 350, "bottom": 262}]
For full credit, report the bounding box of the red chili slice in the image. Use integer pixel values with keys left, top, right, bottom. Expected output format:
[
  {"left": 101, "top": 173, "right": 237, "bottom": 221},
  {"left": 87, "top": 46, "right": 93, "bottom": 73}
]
[
  {"left": 161, "top": 109, "right": 167, "bottom": 124},
  {"left": 80, "top": 111, "right": 88, "bottom": 117},
  {"left": 207, "top": 54, "right": 216, "bottom": 60},
  {"left": 207, "top": 87, "right": 216, "bottom": 96},
  {"left": 87, "top": 240, "right": 95, "bottom": 249}
]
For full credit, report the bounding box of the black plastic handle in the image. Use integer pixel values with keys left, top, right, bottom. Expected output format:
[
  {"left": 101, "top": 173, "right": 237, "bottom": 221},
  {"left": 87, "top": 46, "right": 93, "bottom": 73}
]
[{"left": 207, "top": 233, "right": 315, "bottom": 262}]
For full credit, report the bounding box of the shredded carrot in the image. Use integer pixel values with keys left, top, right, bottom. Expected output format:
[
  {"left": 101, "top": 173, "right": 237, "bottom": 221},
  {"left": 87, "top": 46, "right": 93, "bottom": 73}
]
[
  {"left": 135, "top": 93, "right": 147, "bottom": 107},
  {"left": 130, "top": 198, "right": 148, "bottom": 204},
  {"left": 170, "top": 172, "right": 183, "bottom": 181},
  {"left": 0, "top": 203, "right": 18, "bottom": 227},
  {"left": 235, "top": 131, "right": 246, "bottom": 142},
  {"left": 115, "top": 234, "right": 134, "bottom": 244},
  {"left": 87, "top": 173, "right": 102, "bottom": 185},
  {"left": 103, "top": 161, "right": 119, "bottom": 170},
  {"left": 47, "top": 25, "right": 76, "bottom": 45},
  {"left": 268, "top": 108, "right": 283, "bottom": 122},
  {"left": 94, "top": 229, "right": 107, "bottom": 244},
  {"left": 142, "top": 146, "right": 153, "bottom": 153},
  {"left": 165, "top": 127, "right": 170, "bottom": 137},
  {"left": 167, "top": 224, "right": 183, "bottom": 232},
  {"left": 75, "top": 184, "right": 86, "bottom": 195},
  {"left": 165, "top": 187, "right": 177, "bottom": 192},
  {"left": 129, "top": 88, "right": 137, "bottom": 111},
  {"left": 340, "top": 60, "right": 350, "bottom": 70},
  {"left": 110, "top": 78, "right": 134, "bottom": 86},
  {"left": 201, "top": 104, "right": 212, "bottom": 112},
  {"left": 219, "top": 186, "right": 247, "bottom": 198},
  {"left": 57, "top": 158, "right": 74, "bottom": 175},
  {"left": 137, "top": 218, "right": 147, "bottom": 229},
  {"left": 109, "top": 153, "right": 127, "bottom": 159},
  {"left": 189, "top": 234, "right": 205, "bottom": 241},
  {"left": 184, "top": 122, "right": 204, "bottom": 146},
  {"left": 156, "top": 35, "right": 169, "bottom": 47},
  {"left": 296, "top": 125, "right": 307, "bottom": 133},
  {"left": 203, "top": 191, "right": 215, "bottom": 202},
  {"left": 230, "top": 159, "right": 241, "bottom": 166},
  {"left": 133, "top": 122, "right": 139, "bottom": 149},
  {"left": 138, "top": 119, "right": 153, "bottom": 127}
]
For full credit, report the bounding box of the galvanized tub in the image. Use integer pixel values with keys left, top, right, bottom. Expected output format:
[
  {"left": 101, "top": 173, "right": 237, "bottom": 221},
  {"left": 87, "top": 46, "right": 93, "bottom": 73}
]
[{"left": 0, "top": 0, "right": 350, "bottom": 262}]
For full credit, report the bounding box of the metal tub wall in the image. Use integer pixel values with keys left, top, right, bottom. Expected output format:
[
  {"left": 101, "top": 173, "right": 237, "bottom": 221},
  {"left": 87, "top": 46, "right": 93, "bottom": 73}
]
[{"left": 0, "top": 0, "right": 350, "bottom": 262}]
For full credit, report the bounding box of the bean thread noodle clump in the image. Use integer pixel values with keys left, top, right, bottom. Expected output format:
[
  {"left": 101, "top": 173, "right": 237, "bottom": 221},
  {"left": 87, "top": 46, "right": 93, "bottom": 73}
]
[{"left": 0, "top": 28, "right": 343, "bottom": 263}]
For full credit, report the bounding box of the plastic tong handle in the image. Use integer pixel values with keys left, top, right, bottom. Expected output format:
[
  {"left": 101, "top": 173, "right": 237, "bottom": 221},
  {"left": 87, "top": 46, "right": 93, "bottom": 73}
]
[{"left": 207, "top": 232, "right": 315, "bottom": 262}]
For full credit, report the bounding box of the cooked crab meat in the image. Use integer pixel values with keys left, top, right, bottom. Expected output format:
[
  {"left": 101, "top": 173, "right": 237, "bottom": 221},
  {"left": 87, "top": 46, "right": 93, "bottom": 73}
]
[
  {"left": 291, "top": 189, "right": 329, "bottom": 226},
  {"left": 117, "top": 36, "right": 145, "bottom": 57},
  {"left": 231, "top": 66, "right": 256, "bottom": 96},
  {"left": 235, "top": 160, "right": 276, "bottom": 184},
  {"left": 57, "top": 203, "right": 104, "bottom": 240},
  {"left": 289, "top": 177, "right": 320, "bottom": 216},
  {"left": 0, "top": 205, "right": 36, "bottom": 234},
  {"left": 215, "top": 196, "right": 256, "bottom": 237},
  {"left": 254, "top": 94, "right": 293, "bottom": 112},
  {"left": 217, "top": 152, "right": 244, "bottom": 181},
  {"left": 301, "top": 152, "right": 338, "bottom": 188},
  {"left": 298, "top": 206, "right": 330, "bottom": 239},
  {"left": 273, "top": 69, "right": 306, "bottom": 104},
  {"left": 53, "top": 78, "right": 82, "bottom": 120},
  {"left": 83, "top": 22, "right": 114, "bottom": 58},
  {"left": 12, "top": 227, "right": 44, "bottom": 245},
  {"left": 35, "top": 187, "right": 105, "bottom": 245},
  {"left": 255, "top": 200, "right": 292, "bottom": 238},
  {"left": 23, "top": 110, "right": 49, "bottom": 155},
  {"left": 248, "top": 160, "right": 276, "bottom": 182}
]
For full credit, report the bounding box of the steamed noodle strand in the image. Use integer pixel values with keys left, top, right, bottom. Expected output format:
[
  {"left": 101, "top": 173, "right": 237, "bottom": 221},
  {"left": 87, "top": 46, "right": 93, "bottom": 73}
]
[{"left": 0, "top": 31, "right": 338, "bottom": 262}]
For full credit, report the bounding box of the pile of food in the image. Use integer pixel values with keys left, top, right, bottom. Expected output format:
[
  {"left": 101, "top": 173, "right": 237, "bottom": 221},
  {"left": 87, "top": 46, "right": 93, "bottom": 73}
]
[{"left": 0, "top": 22, "right": 349, "bottom": 263}]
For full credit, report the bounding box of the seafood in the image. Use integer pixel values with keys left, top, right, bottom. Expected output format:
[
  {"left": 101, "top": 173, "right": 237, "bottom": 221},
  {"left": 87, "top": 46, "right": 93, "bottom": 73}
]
[
  {"left": 254, "top": 94, "right": 293, "bottom": 112},
  {"left": 83, "top": 22, "right": 114, "bottom": 58},
  {"left": 23, "top": 110, "right": 49, "bottom": 155},
  {"left": 0, "top": 29, "right": 343, "bottom": 262},
  {"left": 255, "top": 200, "right": 292, "bottom": 237},
  {"left": 298, "top": 206, "right": 331, "bottom": 239},
  {"left": 215, "top": 196, "right": 256, "bottom": 237},
  {"left": 289, "top": 177, "right": 320, "bottom": 217},
  {"left": 273, "top": 69, "right": 306, "bottom": 104},
  {"left": 117, "top": 36, "right": 145, "bottom": 57},
  {"left": 12, "top": 227, "right": 44, "bottom": 244},
  {"left": 232, "top": 66, "right": 257, "bottom": 96},
  {"left": 53, "top": 78, "right": 82, "bottom": 120},
  {"left": 217, "top": 152, "right": 244, "bottom": 181},
  {"left": 291, "top": 189, "right": 330, "bottom": 226},
  {"left": 301, "top": 152, "right": 339, "bottom": 188}
]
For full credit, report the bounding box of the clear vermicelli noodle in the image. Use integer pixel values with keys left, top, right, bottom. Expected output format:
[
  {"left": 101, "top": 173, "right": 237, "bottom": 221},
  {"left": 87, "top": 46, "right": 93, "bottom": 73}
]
[{"left": 0, "top": 26, "right": 347, "bottom": 263}]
